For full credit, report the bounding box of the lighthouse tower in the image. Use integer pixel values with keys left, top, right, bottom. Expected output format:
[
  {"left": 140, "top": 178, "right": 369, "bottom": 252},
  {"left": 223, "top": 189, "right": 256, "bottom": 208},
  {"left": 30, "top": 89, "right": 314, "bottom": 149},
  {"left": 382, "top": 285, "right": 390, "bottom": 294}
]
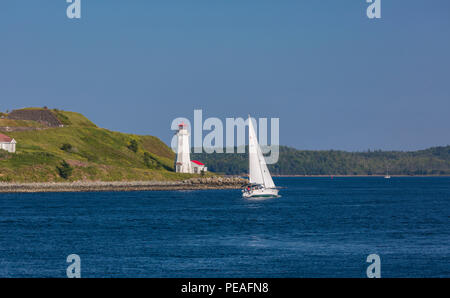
[{"left": 175, "top": 122, "right": 192, "bottom": 173}]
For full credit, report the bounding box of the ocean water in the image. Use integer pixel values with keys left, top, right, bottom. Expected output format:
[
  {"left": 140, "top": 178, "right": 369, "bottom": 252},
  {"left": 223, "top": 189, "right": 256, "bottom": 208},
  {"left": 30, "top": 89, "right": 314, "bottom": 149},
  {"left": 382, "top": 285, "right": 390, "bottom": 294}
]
[{"left": 0, "top": 177, "right": 449, "bottom": 278}]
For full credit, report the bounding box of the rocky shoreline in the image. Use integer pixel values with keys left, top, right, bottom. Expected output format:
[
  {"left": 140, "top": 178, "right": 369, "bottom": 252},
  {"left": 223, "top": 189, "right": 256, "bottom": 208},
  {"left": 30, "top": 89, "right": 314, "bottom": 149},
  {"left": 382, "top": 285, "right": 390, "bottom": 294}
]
[{"left": 0, "top": 177, "right": 248, "bottom": 193}]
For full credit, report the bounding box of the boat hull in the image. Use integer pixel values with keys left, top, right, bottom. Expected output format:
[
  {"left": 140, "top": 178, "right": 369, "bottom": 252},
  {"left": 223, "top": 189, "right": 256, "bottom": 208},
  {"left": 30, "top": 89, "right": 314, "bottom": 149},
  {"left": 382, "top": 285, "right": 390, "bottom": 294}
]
[{"left": 242, "top": 188, "right": 279, "bottom": 199}]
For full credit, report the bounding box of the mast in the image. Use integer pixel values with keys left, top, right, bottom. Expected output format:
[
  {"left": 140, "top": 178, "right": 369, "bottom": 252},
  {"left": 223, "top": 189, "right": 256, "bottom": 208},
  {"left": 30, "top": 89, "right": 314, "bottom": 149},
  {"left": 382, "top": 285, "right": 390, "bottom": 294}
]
[{"left": 248, "top": 116, "right": 264, "bottom": 185}]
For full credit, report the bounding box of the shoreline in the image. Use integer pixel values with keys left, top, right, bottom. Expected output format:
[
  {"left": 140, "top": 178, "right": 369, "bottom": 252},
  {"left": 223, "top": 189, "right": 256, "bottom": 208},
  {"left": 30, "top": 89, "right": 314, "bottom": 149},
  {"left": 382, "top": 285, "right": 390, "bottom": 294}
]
[
  {"left": 1, "top": 175, "right": 448, "bottom": 193},
  {"left": 0, "top": 177, "right": 247, "bottom": 193}
]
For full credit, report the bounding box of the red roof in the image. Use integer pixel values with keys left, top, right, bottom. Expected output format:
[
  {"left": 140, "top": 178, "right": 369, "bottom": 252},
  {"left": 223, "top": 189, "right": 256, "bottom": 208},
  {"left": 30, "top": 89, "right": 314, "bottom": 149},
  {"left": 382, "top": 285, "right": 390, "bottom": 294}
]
[
  {"left": 191, "top": 160, "right": 204, "bottom": 166},
  {"left": 178, "top": 122, "right": 188, "bottom": 128},
  {"left": 0, "top": 133, "right": 13, "bottom": 143}
]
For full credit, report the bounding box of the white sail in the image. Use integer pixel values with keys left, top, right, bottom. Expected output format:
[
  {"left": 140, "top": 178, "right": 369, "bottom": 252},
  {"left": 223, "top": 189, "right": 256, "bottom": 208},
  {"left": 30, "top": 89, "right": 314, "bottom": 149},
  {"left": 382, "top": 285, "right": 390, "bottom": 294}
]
[
  {"left": 248, "top": 117, "right": 264, "bottom": 185},
  {"left": 248, "top": 117, "right": 276, "bottom": 189}
]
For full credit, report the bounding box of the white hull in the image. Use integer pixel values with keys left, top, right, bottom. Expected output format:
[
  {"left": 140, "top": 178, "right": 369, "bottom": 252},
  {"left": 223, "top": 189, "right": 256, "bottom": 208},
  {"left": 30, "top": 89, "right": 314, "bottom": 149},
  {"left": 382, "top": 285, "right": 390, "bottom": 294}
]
[{"left": 243, "top": 187, "right": 279, "bottom": 199}]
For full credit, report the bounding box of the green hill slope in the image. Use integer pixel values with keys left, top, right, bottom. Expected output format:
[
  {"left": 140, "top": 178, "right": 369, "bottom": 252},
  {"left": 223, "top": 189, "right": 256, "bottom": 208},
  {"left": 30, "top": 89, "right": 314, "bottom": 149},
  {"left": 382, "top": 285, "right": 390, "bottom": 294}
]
[{"left": 0, "top": 109, "right": 193, "bottom": 182}]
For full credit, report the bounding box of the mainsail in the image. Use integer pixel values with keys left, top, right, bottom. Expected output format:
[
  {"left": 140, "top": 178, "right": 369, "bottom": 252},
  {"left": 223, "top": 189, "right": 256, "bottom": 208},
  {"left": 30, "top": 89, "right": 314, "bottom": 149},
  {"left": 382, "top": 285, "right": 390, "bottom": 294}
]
[{"left": 248, "top": 117, "right": 276, "bottom": 189}]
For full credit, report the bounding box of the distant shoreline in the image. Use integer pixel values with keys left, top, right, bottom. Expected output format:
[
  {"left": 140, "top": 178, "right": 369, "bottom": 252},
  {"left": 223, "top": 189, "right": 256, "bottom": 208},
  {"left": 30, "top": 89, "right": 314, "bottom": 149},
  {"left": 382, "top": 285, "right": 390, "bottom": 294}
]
[
  {"left": 272, "top": 175, "right": 450, "bottom": 177},
  {"left": 0, "top": 177, "right": 247, "bottom": 193}
]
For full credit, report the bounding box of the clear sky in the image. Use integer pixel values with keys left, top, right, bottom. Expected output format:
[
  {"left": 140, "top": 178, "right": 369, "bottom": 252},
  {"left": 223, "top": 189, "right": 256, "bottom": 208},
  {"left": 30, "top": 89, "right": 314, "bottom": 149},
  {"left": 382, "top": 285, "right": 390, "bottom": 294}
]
[{"left": 1, "top": 0, "right": 449, "bottom": 151}]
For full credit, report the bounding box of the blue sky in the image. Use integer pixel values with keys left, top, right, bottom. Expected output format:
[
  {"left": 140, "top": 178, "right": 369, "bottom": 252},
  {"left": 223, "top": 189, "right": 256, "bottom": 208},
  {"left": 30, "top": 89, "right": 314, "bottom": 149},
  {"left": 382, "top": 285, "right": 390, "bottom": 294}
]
[{"left": 1, "top": 0, "right": 449, "bottom": 151}]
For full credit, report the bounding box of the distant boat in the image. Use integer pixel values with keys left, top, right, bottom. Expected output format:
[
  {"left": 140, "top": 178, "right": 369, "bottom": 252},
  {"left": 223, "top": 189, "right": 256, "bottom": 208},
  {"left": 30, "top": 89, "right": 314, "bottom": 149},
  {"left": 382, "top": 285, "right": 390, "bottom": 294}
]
[
  {"left": 242, "top": 116, "right": 279, "bottom": 199},
  {"left": 384, "top": 166, "right": 391, "bottom": 179}
]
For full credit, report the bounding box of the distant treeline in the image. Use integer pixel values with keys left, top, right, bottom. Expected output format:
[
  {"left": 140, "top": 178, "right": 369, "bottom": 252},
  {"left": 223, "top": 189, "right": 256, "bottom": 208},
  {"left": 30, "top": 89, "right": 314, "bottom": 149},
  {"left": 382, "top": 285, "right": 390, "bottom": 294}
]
[{"left": 191, "top": 146, "right": 450, "bottom": 176}]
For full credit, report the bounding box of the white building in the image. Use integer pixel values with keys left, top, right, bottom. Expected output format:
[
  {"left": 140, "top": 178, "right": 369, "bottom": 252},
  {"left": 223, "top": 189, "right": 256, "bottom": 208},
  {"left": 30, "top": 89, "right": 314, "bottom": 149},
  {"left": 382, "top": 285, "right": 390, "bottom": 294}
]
[
  {"left": 175, "top": 122, "right": 192, "bottom": 173},
  {"left": 191, "top": 160, "right": 207, "bottom": 174},
  {"left": 0, "top": 133, "right": 16, "bottom": 153},
  {"left": 174, "top": 122, "right": 207, "bottom": 174}
]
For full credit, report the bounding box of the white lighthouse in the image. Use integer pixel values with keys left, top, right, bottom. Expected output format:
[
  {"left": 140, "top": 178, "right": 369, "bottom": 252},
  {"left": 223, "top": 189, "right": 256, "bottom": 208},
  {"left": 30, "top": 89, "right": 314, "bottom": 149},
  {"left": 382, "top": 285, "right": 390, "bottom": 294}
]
[{"left": 175, "top": 122, "right": 192, "bottom": 173}]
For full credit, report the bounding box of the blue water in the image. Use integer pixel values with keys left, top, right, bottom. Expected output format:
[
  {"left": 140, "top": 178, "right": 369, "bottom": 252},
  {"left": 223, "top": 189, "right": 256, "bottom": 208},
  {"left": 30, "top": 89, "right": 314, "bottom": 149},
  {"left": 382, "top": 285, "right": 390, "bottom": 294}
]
[{"left": 0, "top": 177, "right": 449, "bottom": 278}]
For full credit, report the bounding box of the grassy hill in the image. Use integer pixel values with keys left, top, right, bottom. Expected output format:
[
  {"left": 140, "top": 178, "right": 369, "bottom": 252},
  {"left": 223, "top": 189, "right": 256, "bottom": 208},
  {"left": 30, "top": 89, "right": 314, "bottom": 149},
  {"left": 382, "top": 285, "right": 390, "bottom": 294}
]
[{"left": 0, "top": 109, "right": 194, "bottom": 182}]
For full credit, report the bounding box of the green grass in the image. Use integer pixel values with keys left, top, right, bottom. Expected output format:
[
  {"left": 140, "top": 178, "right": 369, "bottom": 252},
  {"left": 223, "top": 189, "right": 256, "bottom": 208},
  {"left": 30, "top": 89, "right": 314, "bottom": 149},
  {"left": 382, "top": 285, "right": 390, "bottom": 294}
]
[
  {"left": 0, "top": 119, "right": 45, "bottom": 128},
  {"left": 0, "top": 110, "right": 193, "bottom": 183},
  {"left": 52, "top": 110, "right": 97, "bottom": 127}
]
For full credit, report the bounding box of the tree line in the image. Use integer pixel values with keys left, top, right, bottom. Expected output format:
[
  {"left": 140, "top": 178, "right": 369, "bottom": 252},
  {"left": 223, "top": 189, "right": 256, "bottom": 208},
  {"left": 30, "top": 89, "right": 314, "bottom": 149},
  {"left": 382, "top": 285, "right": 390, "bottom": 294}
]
[{"left": 191, "top": 145, "right": 450, "bottom": 176}]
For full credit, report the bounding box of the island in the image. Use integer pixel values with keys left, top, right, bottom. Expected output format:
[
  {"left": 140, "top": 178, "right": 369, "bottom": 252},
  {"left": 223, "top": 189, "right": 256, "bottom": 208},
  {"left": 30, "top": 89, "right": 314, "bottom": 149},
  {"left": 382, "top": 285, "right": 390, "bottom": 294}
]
[{"left": 0, "top": 107, "right": 246, "bottom": 192}]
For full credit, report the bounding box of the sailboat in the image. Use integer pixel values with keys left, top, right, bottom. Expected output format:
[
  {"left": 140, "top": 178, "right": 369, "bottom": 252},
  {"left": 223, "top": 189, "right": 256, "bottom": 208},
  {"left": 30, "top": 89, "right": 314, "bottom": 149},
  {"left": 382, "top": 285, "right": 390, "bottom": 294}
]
[{"left": 242, "top": 116, "right": 279, "bottom": 198}]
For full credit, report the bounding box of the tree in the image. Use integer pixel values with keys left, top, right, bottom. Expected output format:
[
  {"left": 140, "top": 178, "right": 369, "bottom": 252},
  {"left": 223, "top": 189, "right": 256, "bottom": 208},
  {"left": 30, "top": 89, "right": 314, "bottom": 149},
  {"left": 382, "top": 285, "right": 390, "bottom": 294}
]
[
  {"left": 127, "top": 139, "right": 138, "bottom": 153},
  {"left": 144, "top": 152, "right": 156, "bottom": 169},
  {"left": 57, "top": 160, "right": 73, "bottom": 179},
  {"left": 60, "top": 143, "right": 73, "bottom": 152}
]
